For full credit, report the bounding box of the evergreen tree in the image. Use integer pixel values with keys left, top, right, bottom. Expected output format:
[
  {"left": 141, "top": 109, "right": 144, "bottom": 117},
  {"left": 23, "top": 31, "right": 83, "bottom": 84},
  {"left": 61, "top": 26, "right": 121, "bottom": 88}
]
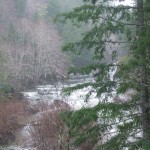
[{"left": 57, "top": 0, "right": 150, "bottom": 149}]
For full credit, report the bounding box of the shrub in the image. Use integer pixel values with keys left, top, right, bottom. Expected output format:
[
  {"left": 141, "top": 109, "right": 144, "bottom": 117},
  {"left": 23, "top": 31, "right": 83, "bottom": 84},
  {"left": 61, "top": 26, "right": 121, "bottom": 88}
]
[
  {"left": 29, "top": 100, "right": 70, "bottom": 150},
  {"left": 0, "top": 99, "right": 26, "bottom": 145}
]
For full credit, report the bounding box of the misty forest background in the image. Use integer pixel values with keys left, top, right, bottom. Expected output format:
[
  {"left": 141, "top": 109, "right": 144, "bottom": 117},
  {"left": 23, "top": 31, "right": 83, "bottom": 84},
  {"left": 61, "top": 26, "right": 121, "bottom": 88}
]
[
  {"left": 0, "top": 0, "right": 150, "bottom": 150},
  {"left": 0, "top": 0, "right": 94, "bottom": 90}
]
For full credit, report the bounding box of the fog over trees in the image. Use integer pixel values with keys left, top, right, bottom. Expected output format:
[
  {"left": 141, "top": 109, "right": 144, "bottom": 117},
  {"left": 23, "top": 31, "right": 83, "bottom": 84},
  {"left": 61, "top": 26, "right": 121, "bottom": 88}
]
[
  {"left": 0, "top": 0, "right": 70, "bottom": 89},
  {"left": 0, "top": 0, "right": 150, "bottom": 150},
  {"left": 0, "top": 0, "right": 109, "bottom": 90}
]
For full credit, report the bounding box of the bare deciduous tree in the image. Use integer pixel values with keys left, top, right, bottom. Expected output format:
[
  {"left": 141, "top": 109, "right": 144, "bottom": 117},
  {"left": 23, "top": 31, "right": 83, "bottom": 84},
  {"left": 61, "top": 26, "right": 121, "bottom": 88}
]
[
  {"left": 29, "top": 100, "right": 71, "bottom": 150},
  {"left": 0, "top": 0, "right": 69, "bottom": 89}
]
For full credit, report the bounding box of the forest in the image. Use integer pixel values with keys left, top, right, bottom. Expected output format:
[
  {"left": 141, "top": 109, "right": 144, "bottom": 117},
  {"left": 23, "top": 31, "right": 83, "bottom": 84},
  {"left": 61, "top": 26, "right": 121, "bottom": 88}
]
[{"left": 0, "top": 0, "right": 150, "bottom": 150}]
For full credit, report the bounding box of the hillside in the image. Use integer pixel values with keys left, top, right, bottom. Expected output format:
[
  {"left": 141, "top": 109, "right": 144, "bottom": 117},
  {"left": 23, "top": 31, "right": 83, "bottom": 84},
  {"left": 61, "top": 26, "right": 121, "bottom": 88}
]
[{"left": 0, "top": 0, "right": 69, "bottom": 90}]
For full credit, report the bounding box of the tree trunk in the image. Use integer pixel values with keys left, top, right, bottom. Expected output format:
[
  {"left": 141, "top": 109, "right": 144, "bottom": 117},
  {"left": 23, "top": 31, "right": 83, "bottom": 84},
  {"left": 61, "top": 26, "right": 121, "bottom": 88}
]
[{"left": 137, "top": 0, "right": 150, "bottom": 142}]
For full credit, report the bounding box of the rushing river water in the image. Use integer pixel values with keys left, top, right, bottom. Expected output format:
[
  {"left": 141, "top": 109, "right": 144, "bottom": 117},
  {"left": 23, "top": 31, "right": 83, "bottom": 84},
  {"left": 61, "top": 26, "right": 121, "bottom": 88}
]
[
  {"left": 23, "top": 75, "right": 99, "bottom": 110},
  {"left": 4, "top": 75, "right": 101, "bottom": 150},
  {"left": 4, "top": 67, "right": 120, "bottom": 150}
]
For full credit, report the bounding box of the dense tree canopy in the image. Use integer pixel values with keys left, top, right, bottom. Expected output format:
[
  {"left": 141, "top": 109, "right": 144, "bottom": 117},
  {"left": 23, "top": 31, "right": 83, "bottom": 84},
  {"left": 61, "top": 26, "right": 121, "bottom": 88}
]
[{"left": 57, "top": 0, "right": 150, "bottom": 149}]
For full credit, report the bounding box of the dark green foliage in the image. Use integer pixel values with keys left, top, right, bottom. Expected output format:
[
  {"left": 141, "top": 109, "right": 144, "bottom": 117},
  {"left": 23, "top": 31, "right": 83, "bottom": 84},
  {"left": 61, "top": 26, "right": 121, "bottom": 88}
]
[
  {"left": 57, "top": 0, "right": 150, "bottom": 149},
  {"left": 0, "top": 52, "right": 9, "bottom": 86},
  {"left": 0, "top": 85, "right": 14, "bottom": 94},
  {"left": 52, "top": 0, "right": 95, "bottom": 68},
  {"left": 0, "top": 84, "right": 15, "bottom": 100}
]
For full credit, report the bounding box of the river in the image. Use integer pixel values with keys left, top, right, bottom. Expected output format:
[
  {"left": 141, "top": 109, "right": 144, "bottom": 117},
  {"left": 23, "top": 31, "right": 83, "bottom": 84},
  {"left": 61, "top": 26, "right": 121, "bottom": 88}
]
[{"left": 4, "top": 75, "right": 101, "bottom": 150}]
